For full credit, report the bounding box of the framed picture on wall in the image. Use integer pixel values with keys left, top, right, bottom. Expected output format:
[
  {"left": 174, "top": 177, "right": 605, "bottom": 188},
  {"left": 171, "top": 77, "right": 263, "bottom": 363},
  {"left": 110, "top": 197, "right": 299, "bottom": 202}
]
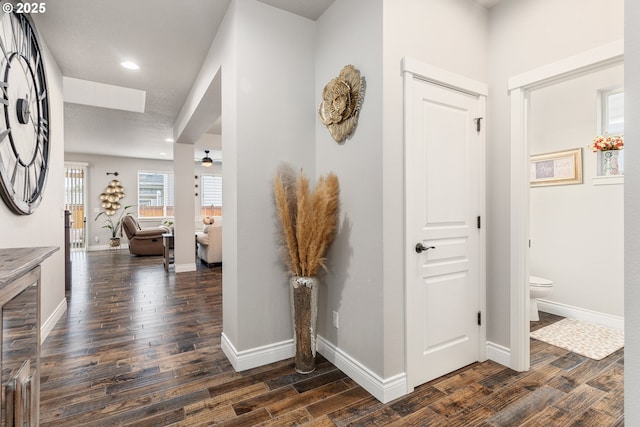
[{"left": 530, "top": 148, "right": 583, "bottom": 187}]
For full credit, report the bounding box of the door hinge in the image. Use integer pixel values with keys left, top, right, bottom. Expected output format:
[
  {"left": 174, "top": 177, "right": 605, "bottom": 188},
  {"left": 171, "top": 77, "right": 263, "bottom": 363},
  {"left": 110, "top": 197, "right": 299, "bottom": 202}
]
[
  {"left": 477, "top": 311, "right": 482, "bottom": 326},
  {"left": 474, "top": 117, "right": 482, "bottom": 132},
  {"left": 477, "top": 216, "right": 481, "bottom": 229}
]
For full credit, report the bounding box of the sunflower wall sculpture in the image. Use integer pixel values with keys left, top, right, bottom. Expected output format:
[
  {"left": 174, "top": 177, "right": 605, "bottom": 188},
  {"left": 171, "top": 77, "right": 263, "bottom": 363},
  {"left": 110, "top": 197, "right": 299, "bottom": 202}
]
[{"left": 319, "top": 65, "right": 365, "bottom": 143}]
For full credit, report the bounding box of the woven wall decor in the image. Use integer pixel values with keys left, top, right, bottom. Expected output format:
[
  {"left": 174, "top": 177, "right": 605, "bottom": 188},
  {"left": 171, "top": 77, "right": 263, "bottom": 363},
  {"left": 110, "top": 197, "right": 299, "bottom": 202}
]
[
  {"left": 319, "top": 65, "right": 365, "bottom": 143},
  {"left": 99, "top": 180, "right": 125, "bottom": 216}
]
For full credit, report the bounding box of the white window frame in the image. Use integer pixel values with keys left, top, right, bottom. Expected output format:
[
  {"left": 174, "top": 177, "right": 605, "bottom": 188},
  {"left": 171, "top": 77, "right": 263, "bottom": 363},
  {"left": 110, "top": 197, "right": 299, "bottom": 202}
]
[{"left": 598, "top": 86, "right": 624, "bottom": 135}]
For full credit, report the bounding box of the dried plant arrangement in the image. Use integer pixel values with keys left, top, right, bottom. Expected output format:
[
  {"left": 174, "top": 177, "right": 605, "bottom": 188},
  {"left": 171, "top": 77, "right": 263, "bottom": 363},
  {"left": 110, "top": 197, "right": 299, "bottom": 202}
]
[{"left": 274, "top": 165, "right": 340, "bottom": 277}]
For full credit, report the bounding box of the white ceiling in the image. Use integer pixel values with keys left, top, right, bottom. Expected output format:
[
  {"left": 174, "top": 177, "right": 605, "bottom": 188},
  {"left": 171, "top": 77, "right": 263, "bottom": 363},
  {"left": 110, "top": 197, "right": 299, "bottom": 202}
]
[
  {"left": 33, "top": 0, "right": 501, "bottom": 161},
  {"left": 257, "top": 0, "right": 336, "bottom": 20},
  {"left": 32, "top": 0, "right": 233, "bottom": 161}
]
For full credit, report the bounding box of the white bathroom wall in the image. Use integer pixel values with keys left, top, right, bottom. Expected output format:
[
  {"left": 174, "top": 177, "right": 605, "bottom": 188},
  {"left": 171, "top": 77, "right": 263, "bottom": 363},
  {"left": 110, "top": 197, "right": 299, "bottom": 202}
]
[{"left": 529, "top": 64, "right": 624, "bottom": 317}]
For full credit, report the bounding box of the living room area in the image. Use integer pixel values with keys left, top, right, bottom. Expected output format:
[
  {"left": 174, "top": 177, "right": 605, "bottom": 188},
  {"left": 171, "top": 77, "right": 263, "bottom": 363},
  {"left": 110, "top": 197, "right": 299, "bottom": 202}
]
[{"left": 64, "top": 148, "right": 223, "bottom": 269}]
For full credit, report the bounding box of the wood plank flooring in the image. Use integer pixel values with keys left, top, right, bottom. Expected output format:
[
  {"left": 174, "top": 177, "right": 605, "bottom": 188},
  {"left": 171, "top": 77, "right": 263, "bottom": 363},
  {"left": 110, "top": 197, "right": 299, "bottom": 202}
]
[{"left": 39, "top": 250, "right": 624, "bottom": 426}]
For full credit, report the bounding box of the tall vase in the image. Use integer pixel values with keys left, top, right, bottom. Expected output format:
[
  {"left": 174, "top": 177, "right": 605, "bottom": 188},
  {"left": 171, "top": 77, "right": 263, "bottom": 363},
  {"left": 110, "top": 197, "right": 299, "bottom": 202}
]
[
  {"left": 290, "top": 276, "right": 319, "bottom": 374},
  {"left": 600, "top": 150, "right": 621, "bottom": 176}
]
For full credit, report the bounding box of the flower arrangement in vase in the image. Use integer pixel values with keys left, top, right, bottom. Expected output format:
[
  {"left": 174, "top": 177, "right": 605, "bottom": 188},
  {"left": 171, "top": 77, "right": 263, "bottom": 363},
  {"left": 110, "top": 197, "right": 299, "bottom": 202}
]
[
  {"left": 589, "top": 134, "right": 624, "bottom": 176},
  {"left": 273, "top": 165, "right": 340, "bottom": 373}
]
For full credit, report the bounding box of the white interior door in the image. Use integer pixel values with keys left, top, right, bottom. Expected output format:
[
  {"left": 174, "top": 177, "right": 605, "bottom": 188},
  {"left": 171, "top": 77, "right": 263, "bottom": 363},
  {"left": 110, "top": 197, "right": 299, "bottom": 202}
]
[{"left": 406, "top": 75, "right": 485, "bottom": 389}]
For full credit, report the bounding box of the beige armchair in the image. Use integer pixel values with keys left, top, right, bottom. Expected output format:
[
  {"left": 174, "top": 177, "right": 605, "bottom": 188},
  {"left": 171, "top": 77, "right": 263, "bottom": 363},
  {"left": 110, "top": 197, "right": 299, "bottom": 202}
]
[
  {"left": 196, "top": 217, "right": 222, "bottom": 266},
  {"left": 122, "top": 215, "right": 169, "bottom": 256}
]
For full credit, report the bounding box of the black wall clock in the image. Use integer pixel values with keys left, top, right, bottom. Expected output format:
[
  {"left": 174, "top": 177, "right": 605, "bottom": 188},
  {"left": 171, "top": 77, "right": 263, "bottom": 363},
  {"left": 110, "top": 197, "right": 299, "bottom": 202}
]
[{"left": 0, "top": 11, "right": 50, "bottom": 215}]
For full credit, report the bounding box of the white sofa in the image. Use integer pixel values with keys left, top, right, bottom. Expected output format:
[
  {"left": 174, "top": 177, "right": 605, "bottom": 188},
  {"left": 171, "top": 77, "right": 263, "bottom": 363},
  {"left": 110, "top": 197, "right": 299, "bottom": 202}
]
[{"left": 196, "top": 216, "right": 222, "bottom": 266}]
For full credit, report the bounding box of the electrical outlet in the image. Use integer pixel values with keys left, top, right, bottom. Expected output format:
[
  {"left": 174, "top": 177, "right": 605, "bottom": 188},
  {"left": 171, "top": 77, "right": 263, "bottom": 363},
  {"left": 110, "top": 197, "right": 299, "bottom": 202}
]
[{"left": 333, "top": 310, "right": 339, "bottom": 328}]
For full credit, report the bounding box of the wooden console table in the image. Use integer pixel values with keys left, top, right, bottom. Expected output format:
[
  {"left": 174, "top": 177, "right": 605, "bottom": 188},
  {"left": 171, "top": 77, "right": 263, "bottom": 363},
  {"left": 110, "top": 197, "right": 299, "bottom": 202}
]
[{"left": 0, "top": 246, "right": 58, "bottom": 426}]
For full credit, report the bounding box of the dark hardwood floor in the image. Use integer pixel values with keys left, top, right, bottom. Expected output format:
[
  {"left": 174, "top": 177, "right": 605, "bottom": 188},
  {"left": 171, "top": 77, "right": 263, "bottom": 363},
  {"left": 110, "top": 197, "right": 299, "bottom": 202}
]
[{"left": 39, "top": 250, "right": 624, "bottom": 426}]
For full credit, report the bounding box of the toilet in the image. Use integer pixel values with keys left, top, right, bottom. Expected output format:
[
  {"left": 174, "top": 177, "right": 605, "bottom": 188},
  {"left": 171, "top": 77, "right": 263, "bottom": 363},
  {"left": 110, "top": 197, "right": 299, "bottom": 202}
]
[{"left": 530, "top": 276, "right": 553, "bottom": 321}]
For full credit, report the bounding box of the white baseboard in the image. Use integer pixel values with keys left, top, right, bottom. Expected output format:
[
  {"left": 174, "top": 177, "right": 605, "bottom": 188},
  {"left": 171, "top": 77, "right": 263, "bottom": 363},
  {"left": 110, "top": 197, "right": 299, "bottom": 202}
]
[
  {"left": 537, "top": 299, "right": 624, "bottom": 331},
  {"left": 41, "top": 298, "right": 67, "bottom": 344},
  {"left": 220, "top": 333, "right": 409, "bottom": 403},
  {"left": 175, "top": 263, "right": 197, "bottom": 273},
  {"left": 221, "top": 332, "right": 294, "bottom": 372},
  {"left": 316, "top": 336, "right": 407, "bottom": 404},
  {"left": 486, "top": 341, "right": 511, "bottom": 368}
]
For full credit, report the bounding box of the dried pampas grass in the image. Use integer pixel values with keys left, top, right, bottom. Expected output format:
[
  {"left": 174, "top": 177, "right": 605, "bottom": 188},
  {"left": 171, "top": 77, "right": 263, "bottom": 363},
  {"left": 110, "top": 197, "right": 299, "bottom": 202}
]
[{"left": 274, "top": 166, "right": 340, "bottom": 277}]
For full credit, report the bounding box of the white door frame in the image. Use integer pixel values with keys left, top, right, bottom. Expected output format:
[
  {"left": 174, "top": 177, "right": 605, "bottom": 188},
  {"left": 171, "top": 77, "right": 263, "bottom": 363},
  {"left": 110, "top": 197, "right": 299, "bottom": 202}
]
[
  {"left": 402, "top": 57, "right": 487, "bottom": 392},
  {"left": 508, "top": 40, "right": 624, "bottom": 371}
]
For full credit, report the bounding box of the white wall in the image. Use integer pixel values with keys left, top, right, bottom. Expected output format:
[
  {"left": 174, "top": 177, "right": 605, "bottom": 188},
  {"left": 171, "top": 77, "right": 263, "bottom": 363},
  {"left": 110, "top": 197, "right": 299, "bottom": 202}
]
[
  {"left": 64, "top": 153, "right": 174, "bottom": 249},
  {"left": 529, "top": 65, "right": 624, "bottom": 317},
  {"left": 178, "top": 0, "right": 316, "bottom": 352},
  {"left": 487, "top": 0, "right": 624, "bottom": 348},
  {"left": 173, "top": 143, "right": 196, "bottom": 271},
  {"left": 0, "top": 39, "right": 65, "bottom": 337},
  {"left": 174, "top": 0, "right": 240, "bottom": 342},
  {"left": 382, "top": 0, "right": 488, "bottom": 378},
  {"left": 315, "top": 0, "right": 384, "bottom": 375},
  {"left": 234, "top": 0, "right": 316, "bottom": 350},
  {"left": 314, "top": 0, "right": 488, "bottom": 379},
  {"left": 624, "top": 0, "right": 640, "bottom": 422}
]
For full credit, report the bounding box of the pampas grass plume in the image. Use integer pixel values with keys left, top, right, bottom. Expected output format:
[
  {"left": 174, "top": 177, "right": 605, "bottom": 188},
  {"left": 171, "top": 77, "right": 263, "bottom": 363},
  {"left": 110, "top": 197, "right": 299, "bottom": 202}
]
[
  {"left": 273, "top": 166, "right": 340, "bottom": 277},
  {"left": 274, "top": 166, "right": 300, "bottom": 276},
  {"left": 295, "top": 172, "right": 312, "bottom": 276}
]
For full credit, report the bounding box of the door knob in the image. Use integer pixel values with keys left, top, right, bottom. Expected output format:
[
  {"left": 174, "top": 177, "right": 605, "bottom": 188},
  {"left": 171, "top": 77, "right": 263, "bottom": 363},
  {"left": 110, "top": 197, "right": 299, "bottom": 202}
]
[{"left": 415, "top": 243, "right": 436, "bottom": 253}]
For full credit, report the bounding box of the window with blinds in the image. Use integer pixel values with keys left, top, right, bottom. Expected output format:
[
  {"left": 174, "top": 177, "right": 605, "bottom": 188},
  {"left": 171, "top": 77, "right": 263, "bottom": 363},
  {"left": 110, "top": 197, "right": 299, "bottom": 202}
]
[
  {"left": 201, "top": 175, "right": 222, "bottom": 217},
  {"left": 138, "top": 171, "right": 175, "bottom": 218}
]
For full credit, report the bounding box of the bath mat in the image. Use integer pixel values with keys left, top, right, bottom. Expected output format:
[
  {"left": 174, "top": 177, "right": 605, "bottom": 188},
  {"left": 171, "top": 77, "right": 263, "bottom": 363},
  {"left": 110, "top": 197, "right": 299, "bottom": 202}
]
[{"left": 530, "top": 318, "right": 624, "bottom": 360}]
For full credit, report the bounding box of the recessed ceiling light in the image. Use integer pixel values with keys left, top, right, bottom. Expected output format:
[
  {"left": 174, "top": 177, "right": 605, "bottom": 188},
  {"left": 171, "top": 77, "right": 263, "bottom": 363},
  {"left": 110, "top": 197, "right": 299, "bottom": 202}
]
[
  {"left": 159, "top": 152, "right": 167, "bottom": 156},
  {"left": 121, "top": 61, "right": 140, "bottom": 70},
  {"left": 164, "top": 138, "right": 174, "bottom": 142}
]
